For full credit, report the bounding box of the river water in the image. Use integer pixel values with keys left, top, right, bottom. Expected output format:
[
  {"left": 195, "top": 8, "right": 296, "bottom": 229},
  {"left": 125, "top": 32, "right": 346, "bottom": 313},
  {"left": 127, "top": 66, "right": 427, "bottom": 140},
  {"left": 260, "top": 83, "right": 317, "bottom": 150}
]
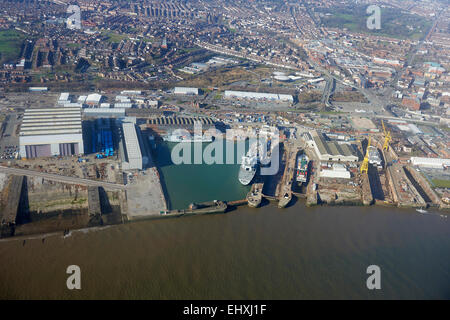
[
  {"left": 0, "top": 202, "right": 449, "bottom": 299},
  {"left": 0, "top": 141, "right": 449, "bottom": 299}
]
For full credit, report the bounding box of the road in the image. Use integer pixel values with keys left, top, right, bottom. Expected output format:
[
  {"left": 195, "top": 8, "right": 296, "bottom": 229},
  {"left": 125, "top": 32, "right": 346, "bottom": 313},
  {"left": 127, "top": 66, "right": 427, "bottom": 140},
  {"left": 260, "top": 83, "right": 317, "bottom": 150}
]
[
  {"left": 0, "top": 165, "right": 128, "bottom": 191},
  {"left": 321, "top": 78, "right": 335, "bottom": 107}
]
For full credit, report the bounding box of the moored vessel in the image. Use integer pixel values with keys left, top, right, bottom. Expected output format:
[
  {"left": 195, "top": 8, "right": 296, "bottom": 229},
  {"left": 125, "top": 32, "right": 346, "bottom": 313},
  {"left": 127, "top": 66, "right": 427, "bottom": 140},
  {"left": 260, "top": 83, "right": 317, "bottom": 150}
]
[
  {"left": 164, "top": 132, "right": 213, "bottom": 143},
  {"left": 296, "top": 154, "right": 309, "bottom": 185}
]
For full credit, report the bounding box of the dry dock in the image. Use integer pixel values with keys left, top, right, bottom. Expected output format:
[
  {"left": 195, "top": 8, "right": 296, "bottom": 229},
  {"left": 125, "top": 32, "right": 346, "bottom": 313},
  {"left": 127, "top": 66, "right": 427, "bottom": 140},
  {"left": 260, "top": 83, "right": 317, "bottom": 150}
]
[
  {"left": 1, "top": 175, "right": 24, "bottom": 228},
  {"left": 277, "top": 142, "right": 299, "bottom": 208}
]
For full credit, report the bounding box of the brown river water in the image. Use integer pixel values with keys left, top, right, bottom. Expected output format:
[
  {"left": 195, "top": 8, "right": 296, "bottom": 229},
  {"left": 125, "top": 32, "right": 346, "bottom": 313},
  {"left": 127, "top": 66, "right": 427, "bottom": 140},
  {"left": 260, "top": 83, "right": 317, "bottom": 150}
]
[{"left": 0, "top": 202, "right": 449, "bottom": 299}]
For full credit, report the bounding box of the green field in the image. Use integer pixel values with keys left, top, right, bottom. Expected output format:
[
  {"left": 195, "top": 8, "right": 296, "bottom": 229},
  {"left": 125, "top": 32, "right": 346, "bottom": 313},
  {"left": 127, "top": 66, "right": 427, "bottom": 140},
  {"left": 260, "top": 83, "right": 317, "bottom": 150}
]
[
  {"left": 0, "top": 29, "right": 26, "bottom": 64},
  {"left": 100, "top": 31, "right": 127, "bottom": 43},
  {"left": 319, "top": 6, "right": 432, "bottom": 40},
  {"left": 432, "top": 179, "right": 450, "bottom": 188}
]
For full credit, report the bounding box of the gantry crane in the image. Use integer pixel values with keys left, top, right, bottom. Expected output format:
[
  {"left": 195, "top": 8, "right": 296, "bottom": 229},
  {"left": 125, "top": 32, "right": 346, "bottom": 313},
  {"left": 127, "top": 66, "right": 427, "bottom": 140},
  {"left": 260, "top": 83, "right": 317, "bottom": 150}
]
[
  {"left": 381, "top": 120, "right": 392, "bottom": 151},
  {"left": 360, "top": 136, "right": 371, "bottom": 174}
]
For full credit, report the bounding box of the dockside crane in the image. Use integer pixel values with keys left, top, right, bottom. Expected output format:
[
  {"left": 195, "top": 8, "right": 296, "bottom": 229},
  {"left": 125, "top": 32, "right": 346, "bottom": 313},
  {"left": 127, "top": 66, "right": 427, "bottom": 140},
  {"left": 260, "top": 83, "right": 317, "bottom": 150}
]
[
  {"left": 360, "top": 136, "right": 371, "bottom": 174},
  {"left": 381, "top": 120, "right": 392, "bottom": 151}
]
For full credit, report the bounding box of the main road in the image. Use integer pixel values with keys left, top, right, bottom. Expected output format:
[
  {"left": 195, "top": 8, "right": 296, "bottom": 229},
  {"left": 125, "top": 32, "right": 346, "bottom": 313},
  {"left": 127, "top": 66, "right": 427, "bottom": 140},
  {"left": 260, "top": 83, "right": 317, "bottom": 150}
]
[{"left": 0, "top": 165, "right": 128, "bottom": 191}]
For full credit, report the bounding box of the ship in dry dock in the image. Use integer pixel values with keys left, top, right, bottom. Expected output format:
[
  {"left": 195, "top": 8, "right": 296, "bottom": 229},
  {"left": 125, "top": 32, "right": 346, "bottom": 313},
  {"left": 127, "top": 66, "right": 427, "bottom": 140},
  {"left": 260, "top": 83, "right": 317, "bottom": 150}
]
[{"left": 296, "top": 154, "right": 309, "bottom": 186}]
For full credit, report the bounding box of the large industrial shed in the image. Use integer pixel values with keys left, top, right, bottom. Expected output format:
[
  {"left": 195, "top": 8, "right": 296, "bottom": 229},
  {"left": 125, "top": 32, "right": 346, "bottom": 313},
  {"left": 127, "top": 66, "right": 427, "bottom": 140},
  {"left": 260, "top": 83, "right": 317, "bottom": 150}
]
[
  {"left": 224, "top": 90, "right": 294, "bottom": 102},
  {"left": 312, "top": 132, "right": 358, "bottom": 162},
  {"left": 173, "top": 87, "right": 199, "bottom": 95},
  {"left": 19, "top": 107, "right": 84, "bottom": 159},
  {"left": 120, "top": 122, "right": 144, "bottom": 170}
]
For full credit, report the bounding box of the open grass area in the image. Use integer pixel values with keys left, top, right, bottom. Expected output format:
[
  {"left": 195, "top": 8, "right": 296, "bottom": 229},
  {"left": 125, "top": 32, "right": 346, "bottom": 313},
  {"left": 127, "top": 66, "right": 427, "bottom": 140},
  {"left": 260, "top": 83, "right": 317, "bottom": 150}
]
[
  {"left": 101, "top": 30, "right": 127, "bottom": 43},
  {"left": 0, "top": 29, "right": 26, "bottom": 64},
  {"left": 177, "top": 66, "right": 258, "bottom": 88},
  {"left": 319, "top": 5, "right": 432, "bottom": 40},
  {"left": 432, "top": 179, "right": 450, "bottom": 189}
]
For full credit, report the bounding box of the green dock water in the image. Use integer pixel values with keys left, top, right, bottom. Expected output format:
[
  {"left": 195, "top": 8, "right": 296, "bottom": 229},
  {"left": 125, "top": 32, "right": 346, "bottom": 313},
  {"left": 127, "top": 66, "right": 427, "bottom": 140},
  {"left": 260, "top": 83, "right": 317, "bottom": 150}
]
[{"left": 154, "top": 140, "right": 251, "bottom": 210}]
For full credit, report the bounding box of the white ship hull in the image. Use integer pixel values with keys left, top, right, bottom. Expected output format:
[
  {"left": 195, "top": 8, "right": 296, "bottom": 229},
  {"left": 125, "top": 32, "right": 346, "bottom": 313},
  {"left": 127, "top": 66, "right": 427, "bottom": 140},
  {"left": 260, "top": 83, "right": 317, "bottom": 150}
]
[{"left": 164, "top": 134, "right": 213, "bottom": 143}]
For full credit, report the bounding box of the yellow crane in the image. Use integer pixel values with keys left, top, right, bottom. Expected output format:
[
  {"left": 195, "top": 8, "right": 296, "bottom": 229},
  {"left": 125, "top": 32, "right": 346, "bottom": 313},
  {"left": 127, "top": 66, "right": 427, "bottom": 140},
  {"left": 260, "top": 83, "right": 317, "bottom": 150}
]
[
  {"left": 360, "top": 136, "right": 371, "bottom": 174},
  {"left": 381, "top": 120, "right": 392, "bottom": 151}
]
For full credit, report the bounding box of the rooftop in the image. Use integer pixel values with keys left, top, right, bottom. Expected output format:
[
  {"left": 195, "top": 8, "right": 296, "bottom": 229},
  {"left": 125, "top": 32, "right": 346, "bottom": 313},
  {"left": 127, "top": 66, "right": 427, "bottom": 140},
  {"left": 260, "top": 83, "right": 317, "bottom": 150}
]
[{"left": 20, "top": 107, "right": 82, "bottom": 136}]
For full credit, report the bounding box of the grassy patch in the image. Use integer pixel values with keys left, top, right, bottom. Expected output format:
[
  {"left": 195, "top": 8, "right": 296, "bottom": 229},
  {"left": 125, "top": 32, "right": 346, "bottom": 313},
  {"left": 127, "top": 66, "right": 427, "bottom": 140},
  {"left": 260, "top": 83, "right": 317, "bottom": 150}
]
[
  {"left": 66, "top": 43, "right": 81, "bottom": 49},
  {"left": 101, "top": 31, "right": 127, "bottom": 43},
  {"left": 319, "top": 5, "right": 432, "bottom": 40},
  {"left": 0, "top": 29, "right": 26, "bottom": 64},
  {"left": 432, "top": 179, "right": 450, "bottom": 188}
]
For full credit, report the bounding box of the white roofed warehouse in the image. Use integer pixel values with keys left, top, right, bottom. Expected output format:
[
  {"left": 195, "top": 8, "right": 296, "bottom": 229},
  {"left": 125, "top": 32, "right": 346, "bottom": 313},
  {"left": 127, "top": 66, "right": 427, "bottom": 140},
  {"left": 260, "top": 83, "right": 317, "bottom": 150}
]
[
  {"left": 311, "top": 131, "right": 358, "bottom": 162},
  {"left": 86, "top": 93, "right": 103, "bottom": 106},
  {"left": 19, "top": 107, "right": 84, "bottom": 159},
  {"left": 120, "top": 122, "right": 144, "bottom": 170},
  {"left": 174, "top": 87, "right": 199, "bottom": 95},
  {"left": 224, "top": 90, "right": 294, "bottom": 103},
  {"left": 411, "top": 157, "right": 450, "bottom": 169}
]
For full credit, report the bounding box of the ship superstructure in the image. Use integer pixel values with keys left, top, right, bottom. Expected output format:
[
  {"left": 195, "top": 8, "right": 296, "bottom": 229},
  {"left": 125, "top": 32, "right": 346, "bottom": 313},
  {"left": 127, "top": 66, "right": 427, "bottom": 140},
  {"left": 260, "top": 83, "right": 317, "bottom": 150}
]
[{"left": 296, "top": 154, "right": 309, "bottom": 184}]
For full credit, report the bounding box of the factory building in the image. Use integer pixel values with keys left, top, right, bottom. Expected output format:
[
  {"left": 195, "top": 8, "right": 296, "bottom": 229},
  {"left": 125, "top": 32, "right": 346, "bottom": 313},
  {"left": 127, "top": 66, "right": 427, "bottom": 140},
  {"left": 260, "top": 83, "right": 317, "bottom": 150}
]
[
  {"left": 146, "top": 116, "right": 216, "bottom": 135},
  {"left": 173, "top": 87, "right": 199, "bottom": 95},
  {"left": 86, "top": 93, "right": 103, "bottom": 106},
  {"left": 411, "top": 157, "right": 450, "bottom": 169},
  {"left": 120, "top": 122, "right": 145, "bottom": 170},
  {"left": 83, "top": 108, "right": 126, "bottom": 117},
  {"left": 58, "top": 92, "right": 71, "bottom": 105},
  {"left": 319, "top": 163, "right": 351, "bottom": 179},
  {"left": 224, "top": 90, "right": 294, "bottom": 103},
  {"left": 19, "top": 107, "right": 84, "bottom": 159},
  {"left": 29, "top": 87, "right": 48, "bottom": 92},
  {"left": 114, "top": 103, "right": 133, "bottom": 109},
  {"left": 311, "top": 132, "right": 358, "bottom": 162},
  {"left": 121, "top": 90, "right": 142, "bottom": 96}
]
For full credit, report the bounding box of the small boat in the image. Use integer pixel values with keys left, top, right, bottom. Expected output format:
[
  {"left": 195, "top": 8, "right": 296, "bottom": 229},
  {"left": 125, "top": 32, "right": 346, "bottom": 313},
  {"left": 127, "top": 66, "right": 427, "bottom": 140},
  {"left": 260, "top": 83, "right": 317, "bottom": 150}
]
[{"left": 416, "top": 208, "right": 427, "bottom": 214}]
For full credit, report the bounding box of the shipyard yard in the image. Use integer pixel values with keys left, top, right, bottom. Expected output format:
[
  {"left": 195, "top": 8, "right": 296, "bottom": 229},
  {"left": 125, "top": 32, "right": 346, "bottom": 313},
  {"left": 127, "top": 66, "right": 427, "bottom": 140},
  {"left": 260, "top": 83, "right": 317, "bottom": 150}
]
[{"left": 0, "top": 85, "right": 448, "bottom": 240}]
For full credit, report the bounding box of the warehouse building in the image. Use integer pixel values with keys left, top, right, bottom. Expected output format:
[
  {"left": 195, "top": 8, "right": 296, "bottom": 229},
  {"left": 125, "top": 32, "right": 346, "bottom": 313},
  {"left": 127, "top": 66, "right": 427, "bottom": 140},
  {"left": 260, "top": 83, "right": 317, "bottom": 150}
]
[
  {"left": 19, "top": 107, "right": 84, "bottom": 159},
  {"left": 311, "top": 132, "right": 358, "bottom": 162},
  {"left": 83, "top": 108, "right": 126, "bottom": 117},
  {"left": 58, "top": 92, "right": 71, "bottom": 105},
  {"left": 411, "top": 157, "right": 450, "bottom": 169},
  {"left": 173, "top": 87, "right": 199, "bottom": 95},
  {"left": 29, "top": 87, "right": 48, "bottom": 92},
  {"left": 320, "top": 163, "right": 351, "bottom": 179},
  {"left": 120, "top": 122, "right": 145, "bottom": 170},
  {"left": 86, "top": 93, "right": 103, "bottom": 106},
  {"left": 224, "top": 90, "right": 294, "bottom": 103}
]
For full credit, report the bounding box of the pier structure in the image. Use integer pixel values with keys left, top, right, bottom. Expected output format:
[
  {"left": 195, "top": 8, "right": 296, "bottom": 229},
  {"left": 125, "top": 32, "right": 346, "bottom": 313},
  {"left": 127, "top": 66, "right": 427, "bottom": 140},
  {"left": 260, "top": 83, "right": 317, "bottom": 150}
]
[
  {"left": 0, "top": 175, "right": 24, "bottom": 237},
  {"left": 88, "top": 186, "right": 101, "bottom": 216},
  {"left": 1, "top": 175, "right": 24, "bottom": 226}
]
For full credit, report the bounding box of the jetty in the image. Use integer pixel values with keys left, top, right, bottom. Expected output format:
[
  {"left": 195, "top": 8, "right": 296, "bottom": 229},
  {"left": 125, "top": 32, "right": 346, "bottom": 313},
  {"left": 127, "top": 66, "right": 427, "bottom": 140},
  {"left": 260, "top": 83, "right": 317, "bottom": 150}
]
[{"left": 1, "top": 175, "right": 24, "bottom": 225}]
